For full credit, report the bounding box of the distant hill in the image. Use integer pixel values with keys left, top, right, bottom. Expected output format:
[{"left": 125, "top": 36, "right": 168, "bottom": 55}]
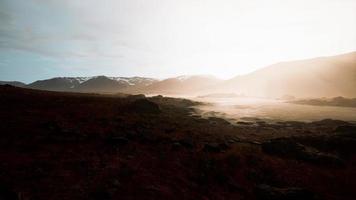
[
  {"left": 290, "top": 96, "right": 356, "bottom": 108},
  {"left": 2, "top": 52, "right": 356, "bottom": 97},
  {"left": 141, "top": 75, "right": 223, "bottom": 95},
  {"left": 0, "top": 81, "right": 26, "bottom": 87},
  {"left": 28, "top": 77, "right": 82, "bottom": 92},
  {"left": 26, "top": 76, "right": 158, "bottom": 93},
  {"left": 213, "top": 52, "right": 356, "bottom": 98}
]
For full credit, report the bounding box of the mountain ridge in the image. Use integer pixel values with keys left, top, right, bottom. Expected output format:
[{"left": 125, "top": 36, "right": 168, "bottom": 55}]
[{"left": 1, "top": 51, "right": 355, "bottom": 97}]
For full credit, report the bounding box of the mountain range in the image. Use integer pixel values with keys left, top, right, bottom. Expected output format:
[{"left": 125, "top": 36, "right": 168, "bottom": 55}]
[{"left": 1, "top": 52, "right": 356, "bottom": 98}]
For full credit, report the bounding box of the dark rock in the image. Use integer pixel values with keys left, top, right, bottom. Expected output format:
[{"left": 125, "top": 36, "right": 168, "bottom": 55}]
[
  {"left": 203, "top": 142, "right": 229, "bottom": 153},
  {"left": 178, "top": 138, "right": 194, "bottom": 149},
  {"left": 129, "top": 99, "right": 161, "bottom": 114},
  {"left": 236, "top": 121, "right": 254, "bottom": 126},
  {"left": 107, "top": 136, "right": 129, "bottom": 146},
  {"left": 301, "top": 146, "right": 344, "bottom": 166},
  {"left": 127, "top": 94, "right": 146, "bottom": 100},
  {"left": 256, "top": 121, "right": 267, "bottom": 126},
  {"left": 262, "top": 138, "right": 344, "bottom": 166},
  {"left": 262, "top": 138, "right": 305, "bottom": 157},
  {"left": 171, "top": 142, "right": 182, "bottom": 150},
  {"left": 0, "top": 185, "right": 19, "bottom": 200},
  {"left": 208, "top": 117, "right": 230, "bottom": 125},
  {"left": 42, "top": 121, "right": 62, "bottom": 132},
  {"left": 255, "top": 184, "right": 314, "bottom": 200},
  {"left": 311, "top": 119, "right": 350, "bottom": 126},
  {"left": 181, "top": 99, "right": 198, "bottom": 106},
  {"left": 152, "top": 95, "right": 163, "bottom": 98},
  {"left": 91, "top": 189, "right": 111, "bottom": 200},
  {"left": 334, "top": 125, "right": 356, "bottom": 138},
  {"left": 164, "top": 128, "right": 175, "bottom": 134}
]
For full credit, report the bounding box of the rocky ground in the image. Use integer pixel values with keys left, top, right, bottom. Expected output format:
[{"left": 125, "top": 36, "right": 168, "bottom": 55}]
[{"left": 0, "top": 85, "right": 355, "bottom": 200}]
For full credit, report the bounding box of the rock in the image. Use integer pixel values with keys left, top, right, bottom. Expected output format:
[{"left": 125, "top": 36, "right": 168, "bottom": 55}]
[
  {"left": 127, "top": 94, "right": 146, "bottom": 100},
  {"left": 236, "top": 121, "right": 254, "bottom": 126},
  {"left": 227, "top": 139, "right": 235, "bottom": 144},
  {"left": 181, "top": 99, "right": 198, "bottom": 106},
  {"left": 107, "top": 136, "right": 129, "bottom": 146},
  {"left": 130, "top": 99, "right": 161, "bottom": 114},
  {"left": 256, "top": 121, "right": 267, "bottom": 126},
  {"left": 255, "top": 184, "right": 314, "bottom": 200},
  {"left": 178, "top": 138, "right": 194, "bottom": 149},
  {"left": 152, "top": 95, "right": 163, "bottom": 98},
  {"left": 0, "top": 185, "right": 19, "bottom": 200},
  {"left": 334, "top": 125, "right": 356, "bottom": 138},
  {"left": 208, "top": 117, "right": 230, "bottom": 125},
  {"left": 262, "top": 138, "right": 305, "bottom": 157},
  {"left": 262, "top": 138, "right": 344, "bottom": 166},
  {"left": 301, "top": 146, "right": 344, "bottom": 166},
  {"left": 203, "top": 142, "right": 229, "bottom": 153},
  {"left": 311, "top": 119, "right": 350, "bottom": 126},
  {"left": 171, "top": 142, "right": 182, "bottom": 150},
  {"left": 42, "top": 121, "right": 62, "bottom": 132}
]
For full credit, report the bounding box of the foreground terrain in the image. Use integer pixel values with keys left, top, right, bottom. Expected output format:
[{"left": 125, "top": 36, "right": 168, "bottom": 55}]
[{"left": 0, "top": 85, "right": 356, "bottom": 200}]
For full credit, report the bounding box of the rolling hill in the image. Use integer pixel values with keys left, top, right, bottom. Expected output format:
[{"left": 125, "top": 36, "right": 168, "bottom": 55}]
[{"left": 211, "top": 52, "right": 356, "bottom": 98}]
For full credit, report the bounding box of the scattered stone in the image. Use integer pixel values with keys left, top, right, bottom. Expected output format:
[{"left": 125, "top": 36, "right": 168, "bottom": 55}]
[{"left": 255, "top": 184, "right": 315, "bottom": 200}]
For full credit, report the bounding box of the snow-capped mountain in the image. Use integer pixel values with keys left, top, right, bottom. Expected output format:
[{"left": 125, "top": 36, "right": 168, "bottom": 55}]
[{"left": 27, "top": 76, "right": 158, "bottom": 93}]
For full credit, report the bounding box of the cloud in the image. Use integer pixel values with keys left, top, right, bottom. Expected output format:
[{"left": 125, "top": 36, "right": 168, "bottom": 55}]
[{"left": 0, "top": 0, "right": 356, "bottom": 82}]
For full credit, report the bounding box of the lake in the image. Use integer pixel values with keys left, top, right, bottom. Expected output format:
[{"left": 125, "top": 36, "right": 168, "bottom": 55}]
[{"left": 191, "top": 96, "right": 356, "bottom": 123}]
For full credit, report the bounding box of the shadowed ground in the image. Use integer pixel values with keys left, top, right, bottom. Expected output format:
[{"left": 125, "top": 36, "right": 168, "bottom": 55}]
[{"left": 0, "top": 85, "right": 355, "bottom": 200}]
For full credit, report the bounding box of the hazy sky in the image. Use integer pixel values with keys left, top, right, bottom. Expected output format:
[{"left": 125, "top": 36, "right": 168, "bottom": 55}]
[{"left": 0, "top": 0, "right": 356, "bottom": 83}]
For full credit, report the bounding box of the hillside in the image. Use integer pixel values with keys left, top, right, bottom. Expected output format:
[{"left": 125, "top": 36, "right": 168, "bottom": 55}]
[
  {"left": 27, "top": 76, "right": 158, "bottom": 93},
  {"left": 2, "top": 52, "right": 356, "bottom": 97},
  {"left": 213, "top": 52, "right": 356, "bottom": 98},
  {"left": 141, "top": 75, "right": 223, "bottom": 95},
  {"left": 0, "top": 81, "right": 26, "bottom": 87}
]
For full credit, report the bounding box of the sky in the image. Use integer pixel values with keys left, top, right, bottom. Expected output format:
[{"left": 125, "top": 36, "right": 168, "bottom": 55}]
[{"left": 0, "top": 0, "right": 356, "bottom": 83}]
